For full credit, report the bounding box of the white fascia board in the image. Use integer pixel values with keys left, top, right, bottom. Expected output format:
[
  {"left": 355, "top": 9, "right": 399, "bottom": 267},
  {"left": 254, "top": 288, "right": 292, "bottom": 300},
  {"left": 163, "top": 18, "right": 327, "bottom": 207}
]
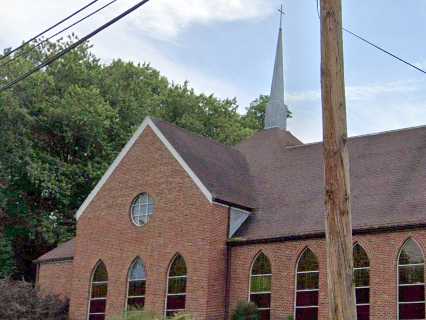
[{"left": 75, "top": 117, "right": 213, "bottom": 220}]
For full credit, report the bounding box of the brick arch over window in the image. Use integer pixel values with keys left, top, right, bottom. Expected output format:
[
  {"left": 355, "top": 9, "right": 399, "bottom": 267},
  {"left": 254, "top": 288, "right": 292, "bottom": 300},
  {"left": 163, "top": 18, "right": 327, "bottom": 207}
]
[
  {"left": 397, "top": 238, "right": 425, "bottom": 320},
  {"left": 126, "top": 257, "right": 147, "bottom": 311},
  {"left": 294, "top": 248, "right": 319, "bottom": 320},
  {"left": 165, "top": 254, "right": 187, "bottom": 317},
  {"left": 249, "top": 252, "right": 272, "bottom": 320},
  {"left": 88, "top": 260, "right": 108, "bottom": 320},
  {"left": 353, "top": 243, "right": 370, "bottom": 320}
]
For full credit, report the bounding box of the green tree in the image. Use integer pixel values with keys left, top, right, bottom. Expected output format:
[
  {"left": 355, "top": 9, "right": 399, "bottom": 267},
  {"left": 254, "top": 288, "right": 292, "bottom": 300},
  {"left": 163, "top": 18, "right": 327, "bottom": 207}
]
[
  {"left": 242, "top": 94, "right": 292, "bottom": 131},
  {"left": 0, "top": 37, "right": 266, "bottom": 280}
]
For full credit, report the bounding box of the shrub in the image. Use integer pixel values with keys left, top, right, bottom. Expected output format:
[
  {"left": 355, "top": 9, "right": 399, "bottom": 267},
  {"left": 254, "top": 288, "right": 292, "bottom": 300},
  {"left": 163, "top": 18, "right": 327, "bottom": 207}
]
[
  {"left": 231, "top": 301, "right": 259, "bottom": 320},
  {"left": 112, "top": 310, "right": 193, "bottom": 320},
  {"left": 0, "top": 279, "right": 69, "bottom": 320}
]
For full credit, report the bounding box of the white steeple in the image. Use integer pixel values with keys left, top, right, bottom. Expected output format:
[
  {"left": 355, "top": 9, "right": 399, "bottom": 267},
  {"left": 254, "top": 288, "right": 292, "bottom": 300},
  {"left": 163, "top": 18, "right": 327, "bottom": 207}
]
[{"left": 264, "top": 5, "right": 288, "bottom": 130}]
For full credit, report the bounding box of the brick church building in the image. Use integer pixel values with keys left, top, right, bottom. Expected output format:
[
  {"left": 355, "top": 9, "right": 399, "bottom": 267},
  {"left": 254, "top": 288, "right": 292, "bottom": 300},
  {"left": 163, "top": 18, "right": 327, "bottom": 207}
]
[{"left": 36, "top": 19, "right": 426, "bottom": 320}]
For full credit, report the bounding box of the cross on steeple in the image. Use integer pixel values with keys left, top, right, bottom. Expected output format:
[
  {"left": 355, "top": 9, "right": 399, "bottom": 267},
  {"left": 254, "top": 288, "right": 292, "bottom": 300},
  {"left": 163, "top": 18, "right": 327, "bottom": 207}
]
[{"left": 278, "top": 3, "right": 285, "bottom": 29}]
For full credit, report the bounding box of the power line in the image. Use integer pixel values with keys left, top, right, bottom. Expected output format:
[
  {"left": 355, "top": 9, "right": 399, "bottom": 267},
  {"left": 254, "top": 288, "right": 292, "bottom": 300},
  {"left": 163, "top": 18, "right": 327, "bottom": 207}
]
[
  {"left": 315, "top": 0, "right": 426, "bottom": 75},
  {"left": 0, "top": 0, "right": 152, "bottom": 93},
  {"left": 342, "top": 28, "right": 426, "bottom": 75},
  {"left": 0, "top": 0, "right": 119, "bottom": 69},
  {"left": 0, "top": 0, "right": 99, "bottom": 62}
]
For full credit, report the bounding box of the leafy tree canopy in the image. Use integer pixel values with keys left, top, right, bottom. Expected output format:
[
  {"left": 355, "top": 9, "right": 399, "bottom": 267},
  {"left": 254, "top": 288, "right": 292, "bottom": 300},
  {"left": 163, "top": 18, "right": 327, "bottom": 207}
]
[{"left": 0, "top": 36, "right": 283, "bottom": 280}]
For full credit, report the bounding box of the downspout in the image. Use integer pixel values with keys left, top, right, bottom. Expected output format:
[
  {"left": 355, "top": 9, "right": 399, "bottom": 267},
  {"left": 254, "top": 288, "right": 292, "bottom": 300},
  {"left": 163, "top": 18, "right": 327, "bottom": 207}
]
[{"left": 224, "top": 207, "right": 232, "bottom": 320}]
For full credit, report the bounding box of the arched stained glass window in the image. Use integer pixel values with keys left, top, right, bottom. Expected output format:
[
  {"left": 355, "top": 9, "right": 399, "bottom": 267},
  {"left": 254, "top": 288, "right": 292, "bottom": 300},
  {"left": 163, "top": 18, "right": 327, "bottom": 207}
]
[
  {"left": 127, "top": 259, "right": 146, "bottom": 311},
  {"left": 398, "top": 239, "right": 425, "bottom": 320},
  {"left": 165, "top": 254, "right": 187, "bottom": 317},
  {"left": 353, "top": 244, "right": 370, "bottom": 320},
  {"left": 88, "top": 261, "right": 108, "bottom": 320},
  {"left": 249, "top": 252, "right": 272, "bottom": 320},
  {"left": 295, "top": 248, "right": 319, "bottom": 320}
]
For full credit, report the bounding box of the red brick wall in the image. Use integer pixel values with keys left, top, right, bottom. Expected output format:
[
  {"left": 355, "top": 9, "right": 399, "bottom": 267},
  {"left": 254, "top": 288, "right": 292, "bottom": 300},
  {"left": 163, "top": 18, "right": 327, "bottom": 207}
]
[
  {"left": 69, "top": 127, "right": 229, "bottom": 320},
  {"left": 37, "top": 260, "right": 73, "bottom": 300},
  {"left": 228, "top": 229, "right": 426, "bottom": 320}
]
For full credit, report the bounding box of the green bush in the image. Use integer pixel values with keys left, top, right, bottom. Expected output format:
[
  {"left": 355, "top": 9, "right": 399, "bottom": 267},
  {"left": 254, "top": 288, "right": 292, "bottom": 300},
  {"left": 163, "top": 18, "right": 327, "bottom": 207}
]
[
  {"left": 231, "top": 301, "right": 259, "bottom": 320},
  {"left": 0, "top": 279, "right": 68, "bottom": 320},
  {"left": 112, "top": 310, "right": 192, "bottom": 320}
]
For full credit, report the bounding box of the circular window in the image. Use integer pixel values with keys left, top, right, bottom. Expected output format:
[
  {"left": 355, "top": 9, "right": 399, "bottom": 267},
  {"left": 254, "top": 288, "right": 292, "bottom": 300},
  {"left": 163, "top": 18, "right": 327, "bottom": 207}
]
[{"left": 130, "top": 193, "right": 154, "bottom": 226}]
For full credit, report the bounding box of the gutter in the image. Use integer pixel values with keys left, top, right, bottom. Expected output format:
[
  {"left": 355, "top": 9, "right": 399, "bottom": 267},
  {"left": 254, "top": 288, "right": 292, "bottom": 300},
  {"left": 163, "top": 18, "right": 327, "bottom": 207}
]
[
  {"left": 212, "top": 197, "right": 253, "bottom": 212},
  {"left": 227, "top": 222, "right": 426, "bottom": 247}
]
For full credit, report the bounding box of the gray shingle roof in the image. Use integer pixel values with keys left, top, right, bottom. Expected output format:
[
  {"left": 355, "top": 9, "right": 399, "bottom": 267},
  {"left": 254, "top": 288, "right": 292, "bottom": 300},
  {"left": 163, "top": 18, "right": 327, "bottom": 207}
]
[
  {"left": 235, "top": 125, "right": 426, "bottom": 240},
  {"left": 35, "top": 239, "right": 75, "bottom": 263},
  {"left": 37, "top": 122, "right": 426, "bottom": 261},
  {"left": 152, "top": 118, "right": 256, "bottom": 209}
]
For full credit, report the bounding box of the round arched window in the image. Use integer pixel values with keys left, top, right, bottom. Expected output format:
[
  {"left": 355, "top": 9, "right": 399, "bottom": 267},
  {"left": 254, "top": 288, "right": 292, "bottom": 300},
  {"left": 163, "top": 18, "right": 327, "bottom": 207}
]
[{"left": 130, "top": 193, "right": 154, "bottom": 226}]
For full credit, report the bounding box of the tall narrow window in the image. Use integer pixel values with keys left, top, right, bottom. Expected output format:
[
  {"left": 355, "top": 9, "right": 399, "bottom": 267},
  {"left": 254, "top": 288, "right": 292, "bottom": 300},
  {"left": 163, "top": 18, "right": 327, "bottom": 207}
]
[
  {"left": 295, "top": 248, "right": 319, "bottom": 320},
  {"left": 127, "top": 258, "right": 146, "bottom": 311},
  {"left": 165, "top": 254, "right": 187, "bottom": 317},
  {"left": 249, "top": 252, "right": 272, "bottom": 320},
  {"left": 353, "top": 244, "right": 370, "bottom": 320},
  {"left": 88, "top": 261, "right": 108, "bottom": 320},
  {"left": 398, "top": 239, "right": 425, "bottom": 320}
]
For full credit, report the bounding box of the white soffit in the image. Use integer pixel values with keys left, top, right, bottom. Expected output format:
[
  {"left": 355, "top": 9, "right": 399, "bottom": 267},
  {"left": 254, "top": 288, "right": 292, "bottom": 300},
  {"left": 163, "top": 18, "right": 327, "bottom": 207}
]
[{"left": 75, "top": 117, "right": 213, "bottom": 220}]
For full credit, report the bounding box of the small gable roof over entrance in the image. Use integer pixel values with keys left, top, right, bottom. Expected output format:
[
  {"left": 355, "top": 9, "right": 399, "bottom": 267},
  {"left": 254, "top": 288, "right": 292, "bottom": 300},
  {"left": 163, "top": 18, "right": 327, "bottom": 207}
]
[{"left": 75, "top": 117, "right": 255, "bottom": 220}]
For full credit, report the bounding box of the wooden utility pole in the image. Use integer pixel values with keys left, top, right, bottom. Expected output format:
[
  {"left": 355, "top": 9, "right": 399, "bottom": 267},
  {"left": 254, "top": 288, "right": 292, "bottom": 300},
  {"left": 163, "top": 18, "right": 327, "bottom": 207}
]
[{"left": 320, "top": 0, "right": 357, "bottom": 319}]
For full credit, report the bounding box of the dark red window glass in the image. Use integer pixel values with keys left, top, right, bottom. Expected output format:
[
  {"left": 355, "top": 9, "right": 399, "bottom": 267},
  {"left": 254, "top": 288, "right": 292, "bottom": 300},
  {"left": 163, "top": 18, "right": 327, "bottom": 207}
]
[
  {"left": 295, "top": 248, "right": 319, "bottom": 320},
  {"left": 88, "top": 261, "right": 108, "bottom": 320},
  {"left": 89, "top": 300, "right": 106, "bottom": 314},
  {"left": 166, "top": 254, "right": 187, "bottom": 316},
  {"left": 399, "top": 285, "right": 425, "bottom": 303},
  {"left": 398, "top": 239, "right": 425, "bottom": 320},
  {"left": 249, "top": 253, "right": 272, "bottom": 319},
  {"left": 259, "top": 309, "right": 271, "bottom": 320},
  {"left": 399, "top": 303, "right": 426, "bottom": 319},
  {"left": 167, "top": 295, "right": 186, "bottom": 310},
  {"left": 356, "top": 305, "right": 370, "bottom": 320},
  {"left": 296, "top": 291, "right": 319, "bottom": 307},
  {"left": 296, "top": 307, "right": 318, "bottom": 320}
]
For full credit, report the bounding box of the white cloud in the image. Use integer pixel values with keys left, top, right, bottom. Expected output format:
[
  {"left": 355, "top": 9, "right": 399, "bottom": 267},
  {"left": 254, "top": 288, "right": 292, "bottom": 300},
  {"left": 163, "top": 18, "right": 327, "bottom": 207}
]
[
  {"left": 286, "top": 79, "right": 426, "bottom": 143},
  {"left": 287, "top": 80, "right": 423, "bottom": 104},
  {"left": 124, "top": 0, "right": 273, "bottom": 40},
  {"left": 0, "top": 0, "right": 272, "bottom": 44},
  {"left": 0, "top": 0, "right": 268, "bottom": 105}
]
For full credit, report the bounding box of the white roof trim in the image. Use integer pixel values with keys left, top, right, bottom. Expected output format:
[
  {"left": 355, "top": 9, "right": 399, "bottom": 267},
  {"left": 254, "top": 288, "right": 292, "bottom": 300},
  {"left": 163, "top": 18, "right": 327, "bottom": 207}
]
[{"left": 75, "top": 117, "right": 213, "bottom": 220}]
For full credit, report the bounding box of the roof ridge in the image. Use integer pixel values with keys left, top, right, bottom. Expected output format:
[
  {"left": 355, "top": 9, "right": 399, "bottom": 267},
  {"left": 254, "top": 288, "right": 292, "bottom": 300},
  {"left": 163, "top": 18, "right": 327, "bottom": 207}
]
[{"left": 286, "top": 124, "right": 426, "bottom": 149}]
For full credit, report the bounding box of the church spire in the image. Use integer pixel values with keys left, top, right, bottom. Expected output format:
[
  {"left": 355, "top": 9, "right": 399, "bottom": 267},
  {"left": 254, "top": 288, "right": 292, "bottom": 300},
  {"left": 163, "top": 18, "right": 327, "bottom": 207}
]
[{"left": 264, "top": 4, "right": 288, "bottom": 130}]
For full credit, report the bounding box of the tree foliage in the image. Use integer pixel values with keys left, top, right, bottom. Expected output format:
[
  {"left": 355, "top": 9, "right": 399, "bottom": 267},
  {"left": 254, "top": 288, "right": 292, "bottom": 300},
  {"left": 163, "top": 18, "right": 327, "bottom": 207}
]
[{"left": 0, "top": 36, "right": 274, "bottom": 280}]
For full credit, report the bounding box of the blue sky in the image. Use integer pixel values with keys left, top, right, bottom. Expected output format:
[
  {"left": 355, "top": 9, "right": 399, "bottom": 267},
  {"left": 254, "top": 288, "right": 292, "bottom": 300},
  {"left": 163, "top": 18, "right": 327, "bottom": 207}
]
[{"left": 1, "top": 0, "right": 425, "bottom": 142}]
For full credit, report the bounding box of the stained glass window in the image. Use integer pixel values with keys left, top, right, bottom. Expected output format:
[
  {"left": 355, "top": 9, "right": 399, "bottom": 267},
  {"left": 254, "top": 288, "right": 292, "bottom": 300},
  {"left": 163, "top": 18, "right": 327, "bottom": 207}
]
[
  {"left": 165, "top": 255, "right": 187, "bottom": 317},
  {"left": 88, "top": 261, "right": 108, "bottom": 320},
  {"left": 295, "top": 248, "right": 319, "bottom": 320},
  {"left": 353, "top": 244, "right": 370, "bottom": 320},
  {"left": 398, "top": 239, "right": 425, "bottom": 320},
  {"left": 127, "top": 259, "right": 146, "bottom": 311},
  {"left": 249, "top": 252, "right": 272, "bottom": 320}
]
